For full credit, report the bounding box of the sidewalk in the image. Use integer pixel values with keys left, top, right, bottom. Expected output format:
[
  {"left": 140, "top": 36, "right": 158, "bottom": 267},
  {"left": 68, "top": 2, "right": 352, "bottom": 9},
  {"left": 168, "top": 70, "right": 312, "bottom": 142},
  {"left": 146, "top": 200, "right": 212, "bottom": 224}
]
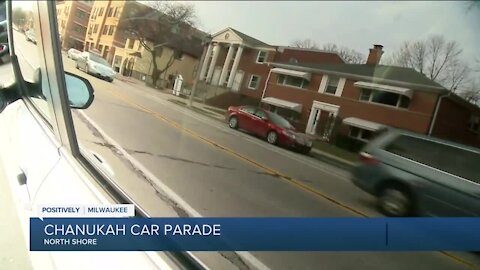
[{"left": 114, "top": 75, "right": 355, "bottom": 170}]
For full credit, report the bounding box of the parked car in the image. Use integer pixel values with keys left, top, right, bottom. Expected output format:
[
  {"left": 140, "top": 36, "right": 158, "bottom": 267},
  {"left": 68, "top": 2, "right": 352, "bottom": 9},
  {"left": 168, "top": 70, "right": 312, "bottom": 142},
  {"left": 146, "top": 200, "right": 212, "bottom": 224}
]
[
  {"left": 67, "top": 48, "right": 82, "bottom": 60},
  {"left": 25, "top": 29, "right": 37, "bottom": 44},
  {"left": 351, "top": 128, "right": 480, "bottom": 217},
  {"left": 227, "top": 105, "right": 313, "bottom": 154},
  {"left": 76, "top": 51, "right": 115, "bottom": 82}
]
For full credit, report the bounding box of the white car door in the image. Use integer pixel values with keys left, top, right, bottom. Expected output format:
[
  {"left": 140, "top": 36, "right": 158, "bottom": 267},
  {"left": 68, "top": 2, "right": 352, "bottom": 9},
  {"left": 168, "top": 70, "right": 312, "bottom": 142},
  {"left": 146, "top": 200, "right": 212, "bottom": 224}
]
[{"left": 1, "top": 2, "right": 178, "bottom": 269}]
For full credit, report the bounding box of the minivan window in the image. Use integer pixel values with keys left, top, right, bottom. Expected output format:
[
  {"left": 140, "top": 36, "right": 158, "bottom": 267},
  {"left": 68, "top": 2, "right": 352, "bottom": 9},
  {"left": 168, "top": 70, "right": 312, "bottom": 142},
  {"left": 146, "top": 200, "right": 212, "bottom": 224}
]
[{"left": 385, "top": 135, "right": 480, "bottom": 183}]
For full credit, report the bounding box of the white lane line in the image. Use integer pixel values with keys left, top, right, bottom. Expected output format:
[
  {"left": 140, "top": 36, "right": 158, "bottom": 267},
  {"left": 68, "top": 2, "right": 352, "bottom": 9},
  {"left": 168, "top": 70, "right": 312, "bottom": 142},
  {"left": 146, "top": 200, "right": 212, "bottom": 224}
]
[
  {"left": 78, "top": 110, "right": 271, "bottom": 270},
  {"left": 114, "top": 85, "right": 351, "bottom": 181}
]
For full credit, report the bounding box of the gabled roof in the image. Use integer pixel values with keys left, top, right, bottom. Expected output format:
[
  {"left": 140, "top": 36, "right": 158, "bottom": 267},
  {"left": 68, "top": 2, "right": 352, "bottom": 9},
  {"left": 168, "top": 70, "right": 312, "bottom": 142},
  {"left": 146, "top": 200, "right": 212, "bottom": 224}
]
[
  {"left": 272, "top": 62, "right": 445, "bottom": 91},
  {"left": 228, "top": 28, "right": 271, "bottom": 47},
  {"left": 211, "top": 27, "right": 273, "bottom": 48}
]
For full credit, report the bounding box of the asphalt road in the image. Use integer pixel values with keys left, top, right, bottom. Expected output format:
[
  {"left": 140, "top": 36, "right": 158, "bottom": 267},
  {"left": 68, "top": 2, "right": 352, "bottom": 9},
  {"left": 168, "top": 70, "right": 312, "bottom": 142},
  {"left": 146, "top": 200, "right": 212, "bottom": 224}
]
[{"left": 8, "top": 29, "right": 480, "bottom": 269}]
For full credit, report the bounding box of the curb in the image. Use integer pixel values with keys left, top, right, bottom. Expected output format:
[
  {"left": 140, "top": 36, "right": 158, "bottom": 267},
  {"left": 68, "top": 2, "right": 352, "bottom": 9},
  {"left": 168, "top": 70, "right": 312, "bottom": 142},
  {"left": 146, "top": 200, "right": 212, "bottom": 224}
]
[{"left": 310, "top": 148, "right": 356, "bottom": 171}]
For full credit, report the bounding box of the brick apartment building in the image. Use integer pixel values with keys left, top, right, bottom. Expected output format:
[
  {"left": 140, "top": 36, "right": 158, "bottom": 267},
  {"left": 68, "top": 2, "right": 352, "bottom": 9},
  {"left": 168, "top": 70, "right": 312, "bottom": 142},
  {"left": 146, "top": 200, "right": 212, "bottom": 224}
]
[
  {"left": 199, "top": 28, "right": 480, "bottom": 148},
  {"left": 199, "top": 28, "right": 343, "bottom": 99},
  {"left": 84, "top": 0, "right": 149, "bottom": 63},
  {"left": 263, "top": 45, "right": 480, "bottom": 148},
  {"left": 56, "top": 0, "right": 92, "bottom": 51}
]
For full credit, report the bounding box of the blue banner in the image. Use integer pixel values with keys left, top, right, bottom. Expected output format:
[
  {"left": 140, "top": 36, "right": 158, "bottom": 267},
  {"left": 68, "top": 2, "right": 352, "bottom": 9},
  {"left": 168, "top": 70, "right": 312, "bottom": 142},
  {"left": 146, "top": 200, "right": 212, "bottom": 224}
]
[{"left": 30, "top": 218, "right": 480, "bottom": 251}]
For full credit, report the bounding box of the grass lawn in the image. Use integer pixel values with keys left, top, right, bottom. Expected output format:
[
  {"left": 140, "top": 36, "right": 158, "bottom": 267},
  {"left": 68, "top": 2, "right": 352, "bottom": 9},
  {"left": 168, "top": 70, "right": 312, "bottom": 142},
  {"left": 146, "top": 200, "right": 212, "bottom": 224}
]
[
  {"left": 168, "top": 99, "right": 217, "bottom": 118},
  {"left": 312, "top": 140, "right": 358, "bottom": 163},
  {"left": 204, "top": 107, "right": 227, "bottom": 115}
]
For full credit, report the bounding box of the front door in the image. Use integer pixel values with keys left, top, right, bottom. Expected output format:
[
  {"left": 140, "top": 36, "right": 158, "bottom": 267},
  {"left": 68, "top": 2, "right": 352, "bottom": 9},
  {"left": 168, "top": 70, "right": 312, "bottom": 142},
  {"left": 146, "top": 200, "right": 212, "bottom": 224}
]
[
  {"left": 306, "top": 101, "right": 339, "bottom": 140},
  {"left": 315, "top": 111, "right": 337, "bottom": 140},
  {"left": 211, "top": 67, "right": 221, "bottom": 85},
  {"left": 232, "top": 70, "right": 244, "bottom": 92}
]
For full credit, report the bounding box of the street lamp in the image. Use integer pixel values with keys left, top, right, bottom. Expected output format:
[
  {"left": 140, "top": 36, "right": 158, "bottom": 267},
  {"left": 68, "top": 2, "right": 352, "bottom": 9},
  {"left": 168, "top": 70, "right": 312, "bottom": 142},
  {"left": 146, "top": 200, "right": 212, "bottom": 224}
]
[
  {"left": 128, "top": 51, "right": 142, "bottom": 77},
  {"left": 188, "top": 35, "right": 212, "bottom": 107}
]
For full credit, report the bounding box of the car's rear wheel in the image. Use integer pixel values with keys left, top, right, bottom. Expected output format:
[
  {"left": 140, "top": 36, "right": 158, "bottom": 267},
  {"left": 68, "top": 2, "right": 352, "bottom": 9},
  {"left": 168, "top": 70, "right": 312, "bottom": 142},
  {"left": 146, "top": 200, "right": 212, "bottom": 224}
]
[
  {"left": 228, "top": 116, "right": 238, "bottom": 129},
  {"left": 266, "top": 131, "right": 278, "bottom": 145},
  {"left": 378, "top": 186, "right": 412, "bottom": 217}
]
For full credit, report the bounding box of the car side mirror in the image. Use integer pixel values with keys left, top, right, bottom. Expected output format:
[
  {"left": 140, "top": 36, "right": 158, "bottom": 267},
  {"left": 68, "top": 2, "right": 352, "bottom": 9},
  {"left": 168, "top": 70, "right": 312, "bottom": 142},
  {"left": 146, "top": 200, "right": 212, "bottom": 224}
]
[{"left": 65, "top": 72, "right": 94, "bottom": 109}]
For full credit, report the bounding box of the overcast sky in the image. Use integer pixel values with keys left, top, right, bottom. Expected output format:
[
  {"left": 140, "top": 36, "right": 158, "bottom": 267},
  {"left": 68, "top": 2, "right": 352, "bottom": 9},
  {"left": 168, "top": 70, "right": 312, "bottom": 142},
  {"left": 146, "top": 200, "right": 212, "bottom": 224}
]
[{"left": 190, "top": 1, "right": 480, "bottom": 66}]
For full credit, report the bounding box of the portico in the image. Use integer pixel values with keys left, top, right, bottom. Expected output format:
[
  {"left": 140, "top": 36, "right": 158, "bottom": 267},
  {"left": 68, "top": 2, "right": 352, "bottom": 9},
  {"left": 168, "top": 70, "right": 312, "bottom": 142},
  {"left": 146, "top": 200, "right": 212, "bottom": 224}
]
[{"left": 198, "top": 27, "right": 275, "bottom": 91}]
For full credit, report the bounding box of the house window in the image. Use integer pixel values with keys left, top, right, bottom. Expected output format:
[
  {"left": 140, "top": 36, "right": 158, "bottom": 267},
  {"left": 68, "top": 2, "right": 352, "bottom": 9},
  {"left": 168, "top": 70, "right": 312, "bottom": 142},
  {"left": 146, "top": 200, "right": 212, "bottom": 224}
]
[
  {"left": 277, "top": 74, "right": 309, "bottom": 89},
  {"left": 98, "top": 44, "right": 103, "bottom": 52},
  {"left": 98, "top": 7, "right": 104, "bottom": 16},
  {"left": 102, "top": 25, "right": 108, "bottom": 35},
  {"left": 468, "top": 115, "right": 480, "bottom": 132},
  {"left": 359, "top": 88, "right": 410, "bottom": 109},
  {"left": 93, "top": 24, "right": 98, "bottom": 33},
  {"left": 108, "top": 25, "right": 115, "bottom": 35},
  {"left": 248, "top": 75, "right": 260, "bottom": 90},
  {"left": 256, "top": 50, "right": 267, "bottom": 63},
  {"left": 325, "top": 76, "right": 339, "bottom": 94},
  {"left": 88, "top": 25, "right": 92, "bottom": 35},
  {"left": 127, "top": 39, "right": 134, "bottom": 49},
  {"left": 348, "top": 126, "right": 373, "bottom": 142},
  {"left": 114, "top": 7, "right": 120, "bottom": 17},
  {"left": 107, "top": 7, "right": 113, "bottom": 17},
  {"left": 75, "top": 9, "right": 86, "bottom": 19},
  {"left": 288, "top": 58, "right": 298, "bottom": 64}
]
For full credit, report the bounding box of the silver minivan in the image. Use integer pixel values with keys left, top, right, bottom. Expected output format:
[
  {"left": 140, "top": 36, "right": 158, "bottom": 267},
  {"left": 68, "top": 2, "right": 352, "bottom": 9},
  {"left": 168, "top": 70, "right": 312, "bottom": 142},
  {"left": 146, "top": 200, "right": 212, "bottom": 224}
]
[{"left": 351, "top": 128, "right": 480, "bottom": 217}]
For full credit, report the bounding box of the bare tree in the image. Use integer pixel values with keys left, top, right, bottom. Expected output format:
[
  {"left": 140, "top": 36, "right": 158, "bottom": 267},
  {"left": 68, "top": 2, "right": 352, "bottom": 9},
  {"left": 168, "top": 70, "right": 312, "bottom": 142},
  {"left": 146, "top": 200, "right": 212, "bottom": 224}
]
[
  {"left": 119, "top": 1, "right": 199, "bottom": 87},
  {"left": 459, "top": 80, "right": 480, "bottom": 104},
  {"left": 465, "top": 0, "right": 479, "bottom": 12},
  {"left": 445, "top": 61, "right": 470, "bottom": 92},
  {"left": 291, "top": 38, "right": 320, "bottom": 49},
  {"left": 322, "top": 43, "right": 366, "bottom": 64},
  {"left": 387, "top": 35, "right": 466, "bottom": 90}
]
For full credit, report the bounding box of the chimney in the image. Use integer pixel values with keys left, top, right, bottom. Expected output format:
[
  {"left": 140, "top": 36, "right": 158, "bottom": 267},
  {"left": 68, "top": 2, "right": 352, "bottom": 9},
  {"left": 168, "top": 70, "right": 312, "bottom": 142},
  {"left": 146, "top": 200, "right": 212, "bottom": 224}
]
[{"left": 366, "top": 44, "right": 384, "bottom": 65}]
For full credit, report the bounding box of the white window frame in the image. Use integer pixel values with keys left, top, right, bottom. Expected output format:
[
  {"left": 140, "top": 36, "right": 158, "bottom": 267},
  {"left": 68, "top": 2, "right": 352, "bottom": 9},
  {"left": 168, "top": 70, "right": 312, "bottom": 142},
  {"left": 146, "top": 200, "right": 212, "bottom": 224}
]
[
  {"left": 256, "top": 50, "right": 267, "bottom": 63},
  {"left": 325, "top": 76, "right": 340, "bottom": 95},
  {"left": 348, "top": 126, "right": 373, "bottom": 142},
  {"left": 248, "top": 75, "right": 261, "bottom": 90},
  {"left": 468, "top": 115, "right": 480, "bottom": 133},
  {"left": 359, "top": 88, "right": 410, "bottom": 109},
  {"left": 277, "top": 74, "right": 308, "bottom": 89}
]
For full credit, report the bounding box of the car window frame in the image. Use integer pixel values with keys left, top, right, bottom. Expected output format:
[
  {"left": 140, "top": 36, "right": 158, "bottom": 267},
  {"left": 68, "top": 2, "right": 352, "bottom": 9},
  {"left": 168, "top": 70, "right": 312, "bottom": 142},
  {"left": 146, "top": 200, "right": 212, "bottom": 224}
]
[
  {"left": 7, "top": 3, "right": 205, "bottom": 268},
  {"left": 7, "top": 1, "right": 58, "bottom": 132}
]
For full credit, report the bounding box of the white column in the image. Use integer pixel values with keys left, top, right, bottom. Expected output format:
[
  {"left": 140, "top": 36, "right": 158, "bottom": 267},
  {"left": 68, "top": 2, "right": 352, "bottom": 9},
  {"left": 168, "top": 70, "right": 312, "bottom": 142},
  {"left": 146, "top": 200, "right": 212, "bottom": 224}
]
[
  {"left": 227, "top": 45, "right": 244, "bottom": 88},
  {"left": 199, "top": 43, "right": 213, "bottom": 80},
  {"left": 206, "top": 44, "right": 220, "bottom": 83},
  {"left": 218, "top": 44, "right": 235, "bottom": 86}
]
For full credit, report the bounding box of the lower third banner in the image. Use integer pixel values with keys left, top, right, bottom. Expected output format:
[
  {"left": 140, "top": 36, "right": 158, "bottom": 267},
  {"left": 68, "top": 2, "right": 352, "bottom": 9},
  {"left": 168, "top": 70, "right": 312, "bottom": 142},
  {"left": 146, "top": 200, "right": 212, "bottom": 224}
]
[{"left": 30, "top": 218, "right": 480, "bottom": 251}]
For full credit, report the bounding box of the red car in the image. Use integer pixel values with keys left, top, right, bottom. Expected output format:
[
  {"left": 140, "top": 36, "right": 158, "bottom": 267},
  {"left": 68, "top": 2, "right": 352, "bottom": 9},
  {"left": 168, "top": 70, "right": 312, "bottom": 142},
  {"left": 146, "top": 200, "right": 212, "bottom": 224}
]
[{"left": 227, "top": 105, "right": 313, "bottom": 154}]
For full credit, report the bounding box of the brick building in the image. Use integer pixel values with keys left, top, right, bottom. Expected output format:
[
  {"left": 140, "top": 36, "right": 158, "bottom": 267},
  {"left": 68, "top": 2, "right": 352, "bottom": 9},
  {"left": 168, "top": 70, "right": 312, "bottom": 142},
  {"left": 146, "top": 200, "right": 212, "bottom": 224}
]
[
  {"left": 198, "top": 28, "right": 343, "bottom": 101},
  {"left": 84, "top": 0, "right": 149, "bottom": 63},
  {"left": 56, "top": 0, "right": 92, "bottom": 51},
  {"left": 263, "top": 46, "right": 480, "bottom": 148},
  {"left": 198, "top": 28, "right": 480, "bottom": 148}
]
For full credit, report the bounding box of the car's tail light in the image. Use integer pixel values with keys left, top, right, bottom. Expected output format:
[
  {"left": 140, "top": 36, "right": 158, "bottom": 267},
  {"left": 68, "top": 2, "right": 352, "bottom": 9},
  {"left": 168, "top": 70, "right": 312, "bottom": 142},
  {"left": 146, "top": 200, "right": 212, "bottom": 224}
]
[{"left": 359, "top": 152, "right": 379, "bottom": 165}]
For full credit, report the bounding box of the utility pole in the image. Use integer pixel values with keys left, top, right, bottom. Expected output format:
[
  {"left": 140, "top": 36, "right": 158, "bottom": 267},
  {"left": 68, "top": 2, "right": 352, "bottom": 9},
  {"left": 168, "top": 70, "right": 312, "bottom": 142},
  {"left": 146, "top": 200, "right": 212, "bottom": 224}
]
[{"left": 188, "top": 35, "right": 211, "bottom": 107}]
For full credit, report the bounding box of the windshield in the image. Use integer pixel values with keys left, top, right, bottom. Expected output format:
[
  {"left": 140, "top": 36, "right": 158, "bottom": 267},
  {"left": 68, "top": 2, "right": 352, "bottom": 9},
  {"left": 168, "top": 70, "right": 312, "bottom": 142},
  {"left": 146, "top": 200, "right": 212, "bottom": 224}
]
[
  {"left": 267, "top": 111, "right": 295, "bottom": 130},
  {"left": 88, "top": 53, "right": 109, "bottom": 66}
]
